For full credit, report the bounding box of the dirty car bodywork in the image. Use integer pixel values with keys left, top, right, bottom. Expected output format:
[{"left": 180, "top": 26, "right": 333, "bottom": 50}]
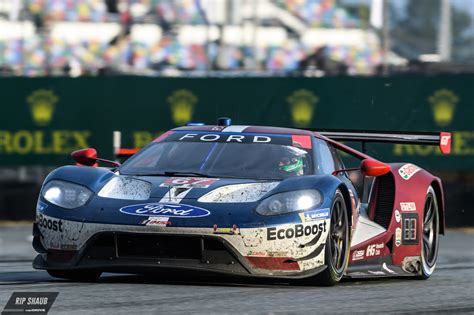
[{"left": 32, "top": 124, "right": 450, "bottom": 282}]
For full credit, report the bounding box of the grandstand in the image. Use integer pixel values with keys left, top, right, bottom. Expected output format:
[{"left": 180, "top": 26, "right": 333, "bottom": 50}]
[{"left": 0, "top": 0, "right": 395, "bottom": 76}]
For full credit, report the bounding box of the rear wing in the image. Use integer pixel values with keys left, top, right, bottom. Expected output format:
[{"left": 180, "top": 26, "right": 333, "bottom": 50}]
[
  {"left": 113, "top": 131, "right": 139, "bottom": 160},
  {"left": 311, "top": 129, "right": 451, "bottom": 155}
]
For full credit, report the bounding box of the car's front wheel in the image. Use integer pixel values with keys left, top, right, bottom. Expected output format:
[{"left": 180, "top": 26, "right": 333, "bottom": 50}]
[
  {"left": 314, "top": 190, "right": 350, "bottom": 286},
  {"left": 416, "top": 186, "right": 440, "bottom": 280},
  {"left": 47, "top": 269, "right": 102, "bottom": 282}
]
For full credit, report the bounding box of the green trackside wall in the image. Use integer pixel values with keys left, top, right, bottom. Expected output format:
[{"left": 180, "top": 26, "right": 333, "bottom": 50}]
[{"left": 0, "top": 75, "right": 473, "bottom": 170}]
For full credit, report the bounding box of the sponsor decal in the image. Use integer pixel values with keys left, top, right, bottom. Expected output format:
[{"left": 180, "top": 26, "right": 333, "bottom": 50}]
[
  {"left": 50, "top": 242, "right": 77, "bottom": 250},
  {"left": 213, "top": 224, "right": 238, "bottom": 235},
  {"left": 142, "top": 216, "right": 171, "bottom": 226},
  {"left": 246, "top": 250, "right": 289, "bottom": 258},
  {"left": 440, "top": 133, "right": 451, "bottom": 145},
  {"left": 177, "top": 133, "right": 275, "bottom": 144},
  {"left": 366, "top": 243, "right": 384, "bottom": 257},
  {"left": 120, "top": 203, "right": 210, "bottom": 218},
  {"left": 37, "top": 214, "right": 63, "bottom": 232},
  {"left": 398, "top": 163, "right": 420, "bottom": 180},
  {"left": 161, "top": 177, "right": 218, "bottom": 188},
  {"left": 402, "top": 213, "right": 419, "bottom": 245},
  {"left": 395, "top": 227, "right": 402, "bottom": 247},
  {"left": 165, "top": 132, "right": 298, "bottom": 148},
  {"left": 395, "top": 210, "right": 401, "bottom": 223},
  {"left": 400, "top": 202, "right": 417, "bottom": 211},
  {"left": 352, "top": 250, "right": 365, "bottom": 261},
  {"left": 299, "top": 208, "right": 330, "bottom": 222},
  {"left": 267, "top": 222, "right": 327, "bottom": 241},
  {"left": 440, "top": 132, "right": 452, "bottom": 154}
]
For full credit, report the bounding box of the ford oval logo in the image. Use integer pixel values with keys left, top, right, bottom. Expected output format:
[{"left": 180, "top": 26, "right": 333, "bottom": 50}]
[{"left": 119, "top": 203, "right": 210, "bottom": 218}]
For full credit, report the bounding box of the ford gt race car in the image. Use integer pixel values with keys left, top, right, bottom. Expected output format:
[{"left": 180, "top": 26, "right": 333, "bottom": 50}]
[{"left": 32, "top": 118, "right": 451, "bottom": 286}]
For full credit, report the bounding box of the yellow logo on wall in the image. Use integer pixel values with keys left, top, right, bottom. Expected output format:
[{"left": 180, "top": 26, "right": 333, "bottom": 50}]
[
  {"left": 287, "top": 89, "right": 319, "bottom": 127},
  {"left": 428, "top": 89, "right": 458, "bottom": 127},
  {"left": 27, "top": 89, "right": 58, "bottom": 126},
  {"left": 167, "top": 89, "right": 197, "bottom": 125}
]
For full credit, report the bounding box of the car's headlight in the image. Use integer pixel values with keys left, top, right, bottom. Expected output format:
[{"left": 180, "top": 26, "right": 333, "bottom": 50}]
[
  {"left": 256, "top": 189, "right": 322, "bottom": 216},
  {"left": 98, "top": 176, "right": 151, "bottom": 200},
  {"left": 42, "top": 180, "right": 93, "bottom": 209}
]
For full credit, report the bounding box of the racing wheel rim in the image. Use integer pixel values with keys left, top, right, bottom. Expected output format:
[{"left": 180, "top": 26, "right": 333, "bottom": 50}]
[
  {"left": 422, "top": 191, "right": 439, "bottom": 269},
  {"left": 328, "top": 197, "right": 348, "bottom": 273}
]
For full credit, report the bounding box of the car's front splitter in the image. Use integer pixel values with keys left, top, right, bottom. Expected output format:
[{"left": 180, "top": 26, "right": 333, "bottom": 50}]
[{"left": 33, "top": 213, "right": 330, "bottom": 278}]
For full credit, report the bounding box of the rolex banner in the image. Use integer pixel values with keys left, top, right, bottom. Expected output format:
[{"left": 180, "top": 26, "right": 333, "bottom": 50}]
[{"left": 0, "top": 75, "right": 472, "bottom": 170}]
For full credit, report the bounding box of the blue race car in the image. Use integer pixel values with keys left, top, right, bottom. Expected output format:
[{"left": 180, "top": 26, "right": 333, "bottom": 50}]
[{"left": 33, "top": 118, "right": 450, "bottom": 285}]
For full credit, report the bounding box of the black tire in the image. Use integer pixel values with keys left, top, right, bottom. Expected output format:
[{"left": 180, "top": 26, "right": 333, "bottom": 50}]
[
  {"left": 47, "top": 269, "right": 102, "bottom": 282},
  {"left": 313, "top": 190, "right": 350, "bottom": 286},
  {"left": 415, "top": 186, "right": 440, "bottom": 280}
]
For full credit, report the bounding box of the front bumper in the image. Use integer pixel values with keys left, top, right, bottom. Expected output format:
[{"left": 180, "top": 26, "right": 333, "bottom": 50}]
[{"left": 32, "top": 214, "right": 329, "bottom": 279}]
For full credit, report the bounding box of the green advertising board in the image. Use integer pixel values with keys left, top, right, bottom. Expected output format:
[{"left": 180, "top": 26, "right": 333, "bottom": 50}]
[{"left": 0, "top": 75, "right": 472, "bottom": 170}]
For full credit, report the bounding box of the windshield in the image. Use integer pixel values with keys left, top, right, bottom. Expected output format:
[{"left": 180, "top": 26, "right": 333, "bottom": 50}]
[{"left": 119, "top": 132, "right": 314, "bottom": 180}]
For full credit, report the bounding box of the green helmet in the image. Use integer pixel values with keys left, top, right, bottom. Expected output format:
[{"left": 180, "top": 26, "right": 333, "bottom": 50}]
[{"left": 279, "top": 157, "right": 304, "bottom": 174}]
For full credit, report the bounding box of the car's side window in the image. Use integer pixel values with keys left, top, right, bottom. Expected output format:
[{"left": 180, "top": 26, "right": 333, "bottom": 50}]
[
  {"left": 313, "top": 138, "right": 336, "bottom": 175},
  {"left": 331, "top": 145, "right": 367, "bottom": 199},
  {"left": 329, "top": 144, "right": 344, "bottom": 171}
]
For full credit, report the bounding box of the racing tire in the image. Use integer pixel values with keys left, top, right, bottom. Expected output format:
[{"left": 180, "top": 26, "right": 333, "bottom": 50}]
[
  {"left": 313, "top": 190, "right": 350, "bottom": 286},
  {"left": 47, "top": 269, "right": 102, "bottom": 282},
  {"left": 415, "top": 186, "right": 440, "bottom": 280}
]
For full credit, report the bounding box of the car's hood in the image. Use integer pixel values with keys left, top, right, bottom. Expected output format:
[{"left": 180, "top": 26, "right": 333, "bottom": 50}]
[{"left": 41, "top": 166, "right": 345, "bottom": 227}]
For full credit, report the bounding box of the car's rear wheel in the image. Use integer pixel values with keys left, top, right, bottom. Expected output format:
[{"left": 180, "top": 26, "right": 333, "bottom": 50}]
[
  {"left": 416, "top": 186, "right": 440, "bottom": 280},
  {"left": 47, "top": 269, "right": 102, "bottom": 282},
  {"left": 314, "top": 190, "right": 350, "bottom": 286}
]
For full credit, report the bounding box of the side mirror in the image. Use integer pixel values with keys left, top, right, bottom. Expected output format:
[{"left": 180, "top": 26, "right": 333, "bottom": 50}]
[
  {"left": 71, "top": 148, "right": 98, "bottom": 166},
  {"left": 71, "top": 148, "right": 120, "bottom": 167},
  {"left": 360, "top": 159, "right": 391, "bottom": 177}
]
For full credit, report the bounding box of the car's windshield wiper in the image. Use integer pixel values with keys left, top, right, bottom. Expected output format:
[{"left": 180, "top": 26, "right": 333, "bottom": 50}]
[
  {"left": 163, "top": 171, "right": 218, "bottom": 178},
  {"left": 124, "top": 171, "right": 280, "bottom": 180},
  {"left": 130, "top": 171, "right": 217, "bottom": 178}
]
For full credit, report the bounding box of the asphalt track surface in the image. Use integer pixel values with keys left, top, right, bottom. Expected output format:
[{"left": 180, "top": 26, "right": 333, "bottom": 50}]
[{"left": 1, "top": 224, "right": 473, "bottom": 314}]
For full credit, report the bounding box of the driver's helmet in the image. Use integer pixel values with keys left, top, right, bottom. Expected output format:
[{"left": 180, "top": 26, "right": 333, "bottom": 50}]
[{"left": 279, "top": 156, "right": 304, "bottom": 176}]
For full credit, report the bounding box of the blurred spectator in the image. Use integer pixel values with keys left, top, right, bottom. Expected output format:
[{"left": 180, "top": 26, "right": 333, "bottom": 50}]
[
  {"left": 0, "top": 0, "right": 383, "bottom": 76},
  {"left": 278, "top": 0, "right": 360, "bottom": 28}
]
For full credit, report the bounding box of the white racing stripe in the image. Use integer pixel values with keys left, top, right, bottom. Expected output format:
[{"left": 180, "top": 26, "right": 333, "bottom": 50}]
[
  {"left": 158, "top": 187, "right": 192, "bottom": 204},
  {"left": 198, "top": 182, "right": 279, "bottom": 203},
  {"left": 222, "top": 125, "right": 250, "bottom": 132}
]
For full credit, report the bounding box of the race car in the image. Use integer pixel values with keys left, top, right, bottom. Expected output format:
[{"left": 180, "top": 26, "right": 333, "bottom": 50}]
[{"left": 32, "top": 118, "right": 451, "bottom": 285}]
